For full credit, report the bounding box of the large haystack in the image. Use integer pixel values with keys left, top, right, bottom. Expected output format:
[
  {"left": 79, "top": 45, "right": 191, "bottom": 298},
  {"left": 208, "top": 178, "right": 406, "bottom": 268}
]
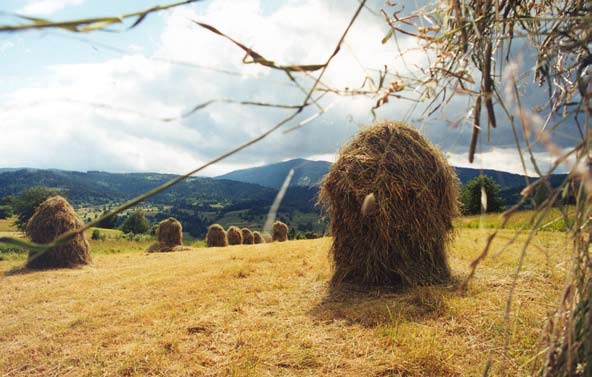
[
  {"left": 319, "top": 121, "right": 459, "bottom": 287},
  {"left": 146, "top": 217, "right": 183, "bottom": 252},
  {"left": 253, "top": 231, "right": 265, "bottom": 244},
  {"left": 241, "top": 228, "right": 254, "bottom": 244},
  {"left": 227, "top": 226, "right": 243, "bottom": 245},
  {"left": 206, "top": 224, "right": 227, "bottom": 247},
  {"left": 25, "top": 196, "right": 91, "bottom": 269},
  {"left": 272, "top": 221, "right": 288, "bottom": 242}
]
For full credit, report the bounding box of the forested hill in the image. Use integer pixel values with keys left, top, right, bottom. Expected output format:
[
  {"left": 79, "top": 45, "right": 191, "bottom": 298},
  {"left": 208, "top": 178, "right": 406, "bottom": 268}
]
[
  {"left": 216, "top": 159, "right": 568, "bottom": 205},
  {"left": 0, "top": 162, "right": 568, "bottom": 207},
  {"left": 0, "top": 169, "right": 276, "bottom": 206}
]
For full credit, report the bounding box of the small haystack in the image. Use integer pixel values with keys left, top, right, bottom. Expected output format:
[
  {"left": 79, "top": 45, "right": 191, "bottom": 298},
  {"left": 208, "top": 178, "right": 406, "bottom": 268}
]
[
  {"left": 253, "top": 231, "right": 265, "bottom": 244},
  {"left": 262, "top": 232, "right": 273, "bottom": 243},
  {"left": 146, "top": 217, "right": 183, "bottom": 252},
  {"left": 241, "top": 228, "right": 254, "bottom": 244},
  {"left": 206, "top": 224, "right": 227, "bottom": 247},
  {"left": 227, "top": 226, "right": 243, "bottom": 245},
  {"left": 25, "top": 196, "right": 91, "bottom": 269},
  {"left": 272, "top": 221, "right": 288, "bottom": 242},
  {"left": 319, "top": 121, "right": 459, "bottom": 287}
]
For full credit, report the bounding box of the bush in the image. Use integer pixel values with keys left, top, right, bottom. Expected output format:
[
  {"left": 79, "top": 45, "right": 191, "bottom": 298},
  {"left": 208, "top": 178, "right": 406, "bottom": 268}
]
[
  {"left": 460, "top": 176, "right": 504, "bottom": 215},
  {"left": 0, "top": 205, "right": 13, "bottom": 219},
  {"left": 91, "top": 229, "right": 106, "bottom": 241},
  {"left": 96, "top": 210, "right": 120, "bottom": 229},
  {"left": 120, "top": 210, "right": 150, "bottom": 235}
]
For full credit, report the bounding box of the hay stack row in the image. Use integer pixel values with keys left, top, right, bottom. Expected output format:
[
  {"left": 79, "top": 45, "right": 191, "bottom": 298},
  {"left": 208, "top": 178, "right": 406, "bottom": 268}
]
[{"left": 206, "top": 220, "right": 288, "bottom": 247}]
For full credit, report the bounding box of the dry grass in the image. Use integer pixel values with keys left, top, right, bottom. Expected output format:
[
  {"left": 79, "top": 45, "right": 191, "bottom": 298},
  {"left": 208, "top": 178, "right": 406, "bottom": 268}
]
[
  {"left": 0, "top": 217, "right": 23, "bottom": 239},
  {"left": 0, "top": 228, "right": 569, "bottom": 376}
]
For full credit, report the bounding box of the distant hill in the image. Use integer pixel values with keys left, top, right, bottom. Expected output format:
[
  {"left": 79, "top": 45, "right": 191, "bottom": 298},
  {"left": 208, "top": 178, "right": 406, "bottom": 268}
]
[
  {"left": 216, "top": 159, "right": 332, "bottom": 189},
  {"left": 0, "top": 169, "right": 276, "bottom": 206},
  {"left": 0, "top": 162, "right": 569, "bottom": 237},
  {"left": 217, "top": 158, "right": 568, "bottom": 205}
]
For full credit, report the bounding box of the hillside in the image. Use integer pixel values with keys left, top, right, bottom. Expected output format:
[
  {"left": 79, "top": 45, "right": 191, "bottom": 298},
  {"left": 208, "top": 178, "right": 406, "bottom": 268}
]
[
  {"left": 0, "top": 169, "right": 320, "bottom": 238},
  {"left": 0, "top": 163, "right": 569, "bottom": 238},
  {"left": 0, "top": 170, "right": 275, "bottom": 206},
  {"left": 216, "top": 158, "right": 332, "bottom": 189},
  {"left": 216, "top": 159, "right": 568, "bottom": 205},
  {"left": 0, "top": 230, "right": 566, "bottom": 376}
]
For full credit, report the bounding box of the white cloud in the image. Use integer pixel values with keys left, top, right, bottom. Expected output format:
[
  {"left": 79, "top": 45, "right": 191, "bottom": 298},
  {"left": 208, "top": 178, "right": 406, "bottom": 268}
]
[
  {"left": 0, "top": 0, "right": 579, "bottom": 177},
  {"left": 446, "top": 147, "right": 565, "bottom": 176},
  {"left": 18, "top": 0, "right": 84, "bottom": 16}
]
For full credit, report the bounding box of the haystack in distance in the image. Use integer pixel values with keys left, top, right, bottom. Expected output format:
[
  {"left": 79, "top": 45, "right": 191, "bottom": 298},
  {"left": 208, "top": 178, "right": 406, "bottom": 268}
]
[{"left": 146, "top": 217, "right": 187, "bottom": 252}]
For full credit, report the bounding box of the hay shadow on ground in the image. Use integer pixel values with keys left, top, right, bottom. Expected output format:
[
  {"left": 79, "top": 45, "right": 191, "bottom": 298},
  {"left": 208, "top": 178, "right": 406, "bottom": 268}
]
[
  {"left": 3, "top": 263, "right": 90, "bottom": 276},
  {"left": 308, "top": 277, "right": 462, "bottom": 328},
  {"left": 3, "top": 265, "right": 34, "bottom": 276}
]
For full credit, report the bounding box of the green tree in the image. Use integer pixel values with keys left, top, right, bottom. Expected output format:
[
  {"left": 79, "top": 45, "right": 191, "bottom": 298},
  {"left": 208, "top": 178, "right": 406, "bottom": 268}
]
[
  {"left": 120, "top": 210, "right": 150, "bottom": 234},
  {"left": 533, "top": 181, "right": 552, "bottom": 208},
  {"left": 0, "top": 195, "right": 15, "bottom": 219},
  {"left": 460, "top": 176, "right": 504, "bottom": 215},
  {"left": 96, "top": 210, "right": 119, "bottom": 229},
  {"left": 13, "top": 186, "right": 61, "bottom": 231}
]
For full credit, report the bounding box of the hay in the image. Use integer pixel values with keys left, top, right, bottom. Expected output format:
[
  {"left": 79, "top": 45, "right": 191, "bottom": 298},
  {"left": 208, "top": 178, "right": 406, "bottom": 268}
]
[
  {"left": 318, "top": 121, "right": 459, "bottom": 287},
  {"left": 206, "top": 224, "right": 227, "bottom": 247},
  {"left": 25, "top": 195, "right": 91, "bottom": 269},
  {"left": 241, "top": 228, "right": 254, "bottom": 244},
  {"left": 146, "top": 217, "right": 183, "bottom": 252},
  {"left": 227, "top": 226, "right": 243, "bottom": 245},
  {"left": 157, "top": 217, "right": 183, "bottom": 246},
  {"left": 253, "top": 231, "right": 265, "bottom": 244},
  {"left": 272, "top": 221, "right": 288, "bottom": 242},
  {"left": 262, "top": 233, "right": 272, "bottom": 243}
]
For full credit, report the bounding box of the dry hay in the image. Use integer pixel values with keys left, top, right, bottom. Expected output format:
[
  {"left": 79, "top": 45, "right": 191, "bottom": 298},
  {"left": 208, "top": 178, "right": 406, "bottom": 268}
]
[
  {"left": 253, "top": 231, "right": 265, "bottom": 244},
  {"left": 146, "top": 217, "right": 183, "bottom": 252},
  {"left": 206, "top": 224, "right": 227, "bottom": 247},
  {"left": 318, "top": 121, "right": 459, "bottom": 288},
  {"left": 227, "top": 226, "right": 243, "bottom": 245},
  {"left": 25, "top": 195, "right": 91, "bottom": 269},
  {"left": 241, "top": 228, "right": 254, "bottom": 244},
  {"left": 157, "top": 217, "right": 183, "bottom": 246},
  {"left": 272, "top": 221, "right": 288, "bottom": 242},
  {"left": 262, "top": 233, "right": 273, "bottom": 243}
]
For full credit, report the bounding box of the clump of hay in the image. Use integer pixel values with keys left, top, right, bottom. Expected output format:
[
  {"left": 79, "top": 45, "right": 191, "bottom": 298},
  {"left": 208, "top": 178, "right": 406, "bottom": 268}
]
[
  {"left": 253, "top": 231, "right": 265, "bottom": 244},
  {"left": 272, "top": 221, "right": 288, "bottom": 242},
  {"left": 25, "top": 195, "right": 91, "bottom": 269},
  {"left": 262, "top": 232, "right": 273, "bottom": 243},
  {"left": 146, "top": 217, "right": 184, "bottom": 252},
  {"left": 241, "top": 228, "right": 254, "bottom": 244},
  {"left": 157, "top": 217, "right": 183, "bottom": 246},
  {"left": 319, "top": 121, "right": 459, "bottom": 287},
  {"left": 206, "top": 224, "right": 227, "bottom": 247},
  {"left": 227, "top": 226, "right": 243, "bottom": 245}
]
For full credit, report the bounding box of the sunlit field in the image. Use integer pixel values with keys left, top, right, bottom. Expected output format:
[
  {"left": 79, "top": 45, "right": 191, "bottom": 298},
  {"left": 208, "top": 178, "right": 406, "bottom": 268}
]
[{"left": 0, "top": 216, "right": 570, "bottom": 376}]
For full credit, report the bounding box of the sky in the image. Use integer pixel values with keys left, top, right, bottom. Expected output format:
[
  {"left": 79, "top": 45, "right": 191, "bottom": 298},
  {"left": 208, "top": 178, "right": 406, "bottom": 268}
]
[{"left": 0, "top": 0, "right": 578, "bottom": 176}]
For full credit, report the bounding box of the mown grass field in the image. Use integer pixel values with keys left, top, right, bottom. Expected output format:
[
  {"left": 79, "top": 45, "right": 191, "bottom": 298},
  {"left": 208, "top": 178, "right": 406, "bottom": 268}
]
[{"left": 0, "top": 217, "right": 571, "bottom": 376}]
